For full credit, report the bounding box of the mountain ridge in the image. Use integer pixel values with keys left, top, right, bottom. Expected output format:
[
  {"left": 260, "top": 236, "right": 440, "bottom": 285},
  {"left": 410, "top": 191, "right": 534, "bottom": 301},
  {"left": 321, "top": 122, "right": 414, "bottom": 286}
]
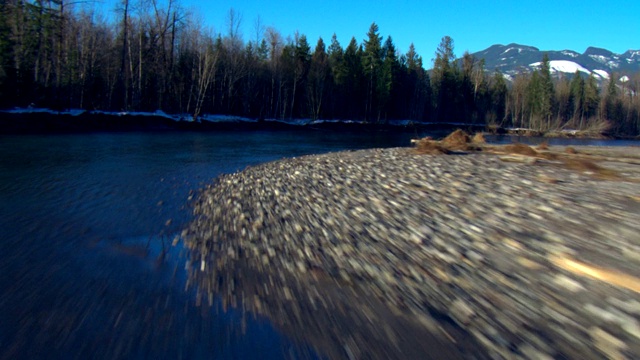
[{"left": 470, "top": 43, "right": 640, "bottom": 81}]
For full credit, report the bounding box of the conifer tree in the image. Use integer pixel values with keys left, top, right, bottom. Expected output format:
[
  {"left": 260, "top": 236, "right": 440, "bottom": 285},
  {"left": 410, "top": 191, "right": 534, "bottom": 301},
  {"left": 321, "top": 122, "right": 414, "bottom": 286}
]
[
  {"left": 431, "top": 35, "right": 457, "bottom": 123},
  {"left": 569, "top": 70, "right": 585, "bottom": 127},
  {"left": 326, "top": 33, "right": 344, "bottom": 118},
  {"left": 307, "top": 37, "right": 329, "bottom": 119},
  {"left": 327, "top": 33, "right": 343, "bottom": 84},
  {"left": 404, "top": 43, "right": 430, "bottom": 121},
  {"left": 362, "top": 22, "right": 382, "bottom": 122},
  {"left": 290, "top": 33, "right": 310, "bottom": 117},
  {"left": 489, "top": 71, "right": 507, "bottom": 125},
  {"left": 343, "top": 36, "right": 363, "bottom": 119},
  {"left": 539, "top": 53, "right": 555, "bottom": 128},
  {"left": 380, "top": 36, "right": 398, "bottom": 121}
]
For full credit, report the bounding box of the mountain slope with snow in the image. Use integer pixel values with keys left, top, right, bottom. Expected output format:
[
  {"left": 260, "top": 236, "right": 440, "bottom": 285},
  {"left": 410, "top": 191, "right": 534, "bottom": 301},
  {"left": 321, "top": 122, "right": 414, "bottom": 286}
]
[{"left": 471, "top": 44, "right": 640, "bottom": 81}]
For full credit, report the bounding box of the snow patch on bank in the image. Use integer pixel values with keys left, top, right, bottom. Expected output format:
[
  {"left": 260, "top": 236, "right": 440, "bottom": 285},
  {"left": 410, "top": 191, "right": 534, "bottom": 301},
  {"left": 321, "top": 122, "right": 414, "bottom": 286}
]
[
  {"left": 0, "top": 107, "right": 482, "bottom": 129},
  {"left": 2, "top": 107, "right": 87, "bottom": 116}
]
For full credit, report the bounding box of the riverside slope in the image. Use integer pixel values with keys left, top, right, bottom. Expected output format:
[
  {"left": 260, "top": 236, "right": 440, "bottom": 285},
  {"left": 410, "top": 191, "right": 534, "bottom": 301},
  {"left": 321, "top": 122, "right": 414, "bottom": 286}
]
[{"left": 183, "top": 146, "right": 640, "bottom": 359}]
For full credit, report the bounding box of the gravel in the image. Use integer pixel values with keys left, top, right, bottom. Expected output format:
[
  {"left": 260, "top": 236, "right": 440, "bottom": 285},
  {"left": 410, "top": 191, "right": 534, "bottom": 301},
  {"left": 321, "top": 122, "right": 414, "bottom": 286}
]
[{"left": 182, "top": 146, "right": 640, "bottom": 359}]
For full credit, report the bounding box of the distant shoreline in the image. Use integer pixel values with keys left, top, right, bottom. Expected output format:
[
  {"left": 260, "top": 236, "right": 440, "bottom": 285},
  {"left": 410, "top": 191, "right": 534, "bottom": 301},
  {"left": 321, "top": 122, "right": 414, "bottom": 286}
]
[
  {"left": 2, "top": 108, "right": 636, "bottom": 141},
  {"left": 0, "top": 109, "right": 487, "bottom": 135}
]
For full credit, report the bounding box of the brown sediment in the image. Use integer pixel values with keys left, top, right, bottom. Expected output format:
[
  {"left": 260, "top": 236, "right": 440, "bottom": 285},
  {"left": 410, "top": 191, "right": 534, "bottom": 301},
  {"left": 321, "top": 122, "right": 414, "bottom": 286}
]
[
  {"left": 502, "top": 143, "right": 539, "bottom": 157},
  {"left": 414, "top": 138, "right": 451, "bottom": 155},
  {"left": 537, "top": 141, "right": 549, "bottom": 150},
  {"left": 415, "top": 130, "right": 636, "bottom": 181},
  {"left": 561, "top": 158, "right": 622, "bottom": 180},
  {"left": 413, "top": 130, "right": 482, "bottom": 155},
  {"left": 471, "top": 132, "right": 486, "bottom": 144},
  {"left": 441, "top": 129, "right": 471, "bottom": 150}
]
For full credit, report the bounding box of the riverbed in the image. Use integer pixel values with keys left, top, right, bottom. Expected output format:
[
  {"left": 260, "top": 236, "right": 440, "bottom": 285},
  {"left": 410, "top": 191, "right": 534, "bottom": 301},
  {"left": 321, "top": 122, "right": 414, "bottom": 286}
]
[{"left": 0, "top": 130, "right": 637, "bottom": 359}]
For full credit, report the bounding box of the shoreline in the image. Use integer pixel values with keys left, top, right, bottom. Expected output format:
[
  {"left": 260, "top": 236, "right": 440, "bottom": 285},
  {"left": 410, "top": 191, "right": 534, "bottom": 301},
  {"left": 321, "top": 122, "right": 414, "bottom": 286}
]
[
  {"left": 4, "top": 110, "right": 638, "bottom": 140},
  {"left": 183, "top": 144, "right": 640, "bottom": 359},
  {"left": 0, "top": 110, "right": 485, "bottom": 135}
]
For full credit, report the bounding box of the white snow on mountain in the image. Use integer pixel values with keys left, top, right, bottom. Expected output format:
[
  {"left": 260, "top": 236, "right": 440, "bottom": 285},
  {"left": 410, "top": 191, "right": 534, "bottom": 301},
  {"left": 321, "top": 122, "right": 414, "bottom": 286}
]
[
  {"left": 530, "top": 60, "right": 591, "bottom": 75},
  {"left": 561, "top": 50, "right": 579, "bottom": 58},
  {"left": 502, "top": 47, "right": 527, "bottom": 55},
  {"left": 589, "top": 54, "right": 608, "bottom": 64},
  {"left": 592, "top": 69, "right": 610, "bottom": 79},
  {"left": 620, "top": 75, "right": 630, "bottom": 82}
]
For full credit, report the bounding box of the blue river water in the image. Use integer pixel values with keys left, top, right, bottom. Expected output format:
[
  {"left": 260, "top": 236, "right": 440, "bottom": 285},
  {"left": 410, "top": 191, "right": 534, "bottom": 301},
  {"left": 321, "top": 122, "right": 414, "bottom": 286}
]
[
  {"left": 0, "top": 130, "right": 636, "bottom": 359},
  {"left": 0, "top": 130, "right": 416, "bottom": 359}
]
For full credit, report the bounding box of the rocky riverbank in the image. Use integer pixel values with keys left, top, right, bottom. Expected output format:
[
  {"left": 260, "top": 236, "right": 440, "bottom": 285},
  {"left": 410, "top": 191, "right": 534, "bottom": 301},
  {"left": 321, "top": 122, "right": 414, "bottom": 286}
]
[{"left": 182, "top": 141, "right": 640, "bottom": 359}]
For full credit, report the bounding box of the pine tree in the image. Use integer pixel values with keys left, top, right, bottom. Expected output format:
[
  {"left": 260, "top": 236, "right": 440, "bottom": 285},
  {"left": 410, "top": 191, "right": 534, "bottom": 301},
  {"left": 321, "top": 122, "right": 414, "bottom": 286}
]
[
  {"left": 461, "top": 51, "right": 475, "bottom": 123},
  {"left": 538, "top": 53, "right": 555, "bottom": 129},
  {"left": 583, "top": 72, "right": 600, "bottom": 127},
  {"left": 555, "top": 77, "right": 573, "bottom": 125},
  {"left": 489, "top": 71, "right": 507, "bottom": 126},
  {"left": 327, "top": 33, "right": 343, "bottom": 84},
  {"left": 404, "top": 43, "right": 430, "bottom": 121},
  {"left": 569, "top": 70, "right": 585, "bottom": 127},
  {"left": 290, "top": 33, "right": 310, "bottom": 117},
  {"left": 307, "top": 37, "right": 329, "bottom": 119},
  {"left": 362, "top": 22, "right": 382, "bottom": 122},
  {"left": 525, "top": 54, "right": 556, "bottom": 130},
  {"left": 380, "top": 36, "right": 398, "bottom": 121},
  {"left": 602, "top": 73, "right": 622, "bottom": 131},
  {"left": 326, "top": 33, "right": 344, "bottom": 118},
  {"left": 431, "top": 36, "right": 457, "bottom": 123},
  {"left": 343, "top": 36, "right": 363, "bottom": 119}
]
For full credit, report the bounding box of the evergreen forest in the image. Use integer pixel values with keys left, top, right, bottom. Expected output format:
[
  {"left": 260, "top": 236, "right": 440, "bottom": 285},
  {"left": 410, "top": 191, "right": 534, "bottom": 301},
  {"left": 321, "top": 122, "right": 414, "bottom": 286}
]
[{"left": 1, "top": 1, "right": 639, "bottom": 135}]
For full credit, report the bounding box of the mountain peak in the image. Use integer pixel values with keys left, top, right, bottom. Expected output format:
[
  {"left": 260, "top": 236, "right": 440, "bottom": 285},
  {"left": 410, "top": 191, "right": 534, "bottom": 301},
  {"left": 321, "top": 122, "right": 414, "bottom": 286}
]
[
  {"left": 504, "top": 43, "right": 539, "bottom": 52},
  {"left": 622, "top": 49, "right": 640, "bottom": 58},
  {"left": 584, "top": 47, "right": 614, "bottom": 57}
]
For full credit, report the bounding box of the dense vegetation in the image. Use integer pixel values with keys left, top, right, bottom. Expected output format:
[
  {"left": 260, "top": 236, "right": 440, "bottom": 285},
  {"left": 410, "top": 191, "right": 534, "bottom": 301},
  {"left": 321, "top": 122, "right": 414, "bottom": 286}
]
[{"left": 1, "top": 1, "right": 639, "bottom": 135}]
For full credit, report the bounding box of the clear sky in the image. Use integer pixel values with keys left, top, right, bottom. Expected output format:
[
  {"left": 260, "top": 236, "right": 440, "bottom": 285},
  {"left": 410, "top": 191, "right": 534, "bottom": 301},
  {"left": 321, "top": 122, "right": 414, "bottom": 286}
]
[{"left": 96, "top": 0, "right": 639, "bottom": 64}]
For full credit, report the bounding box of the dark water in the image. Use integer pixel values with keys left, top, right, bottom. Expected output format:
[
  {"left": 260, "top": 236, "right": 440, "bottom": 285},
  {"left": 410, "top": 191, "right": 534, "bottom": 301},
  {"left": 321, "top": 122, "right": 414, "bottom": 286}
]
[
  {"left": 0, "top": 130, "right": 414, "bottom": 359},
  {"left": 0, "top": 130, "right": 637, "bottom": 359},
  {"left": 485, "top": 134, "right": 640, "bottom": 147}
]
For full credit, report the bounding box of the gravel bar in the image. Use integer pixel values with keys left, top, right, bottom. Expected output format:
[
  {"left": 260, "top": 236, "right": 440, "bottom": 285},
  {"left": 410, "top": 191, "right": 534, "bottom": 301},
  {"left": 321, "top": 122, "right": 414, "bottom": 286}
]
[{"left": 182, "top": 146, "right": 640, "bottom": 359}]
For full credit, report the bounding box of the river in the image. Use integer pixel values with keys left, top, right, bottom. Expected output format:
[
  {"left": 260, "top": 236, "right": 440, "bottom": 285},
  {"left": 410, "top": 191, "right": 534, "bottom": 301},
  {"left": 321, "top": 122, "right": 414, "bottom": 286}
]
[
  {"left": 0, "top": 130, "right": 415, "bottom": 359},
  {"left": 0, "top": 129, "right": 636, "bottom": 359}
]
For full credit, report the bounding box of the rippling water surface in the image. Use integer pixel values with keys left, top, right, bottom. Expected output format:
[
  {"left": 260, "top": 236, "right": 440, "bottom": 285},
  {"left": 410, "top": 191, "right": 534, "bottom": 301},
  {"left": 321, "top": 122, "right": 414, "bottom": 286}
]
[
  {"left": 0, "top": 130, "right": 636, "bottom": 359},
  {"left": 0, "top": 130, "right": 416, "bottom": 359}
]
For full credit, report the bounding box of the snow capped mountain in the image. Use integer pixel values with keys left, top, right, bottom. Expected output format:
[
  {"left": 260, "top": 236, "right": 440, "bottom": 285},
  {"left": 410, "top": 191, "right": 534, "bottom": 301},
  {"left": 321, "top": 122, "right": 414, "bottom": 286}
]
[
  {"left": 529, "top": 60, "right": 591, "bottom": 76},
  {"left": 471, "top": 44, "right": 640, "bottom": 81}
]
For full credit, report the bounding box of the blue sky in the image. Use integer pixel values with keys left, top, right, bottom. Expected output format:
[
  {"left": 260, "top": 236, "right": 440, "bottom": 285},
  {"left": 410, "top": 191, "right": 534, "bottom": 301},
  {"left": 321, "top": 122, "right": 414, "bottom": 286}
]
[{"left": 96, "top": 0, "right": 638, "bottom": 63}]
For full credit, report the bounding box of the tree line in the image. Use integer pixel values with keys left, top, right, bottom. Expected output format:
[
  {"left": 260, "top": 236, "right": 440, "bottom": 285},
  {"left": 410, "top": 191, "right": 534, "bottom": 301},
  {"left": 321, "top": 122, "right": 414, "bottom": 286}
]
[{"left": 0, "top": 0, "right": 639, "bottom": 135}]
